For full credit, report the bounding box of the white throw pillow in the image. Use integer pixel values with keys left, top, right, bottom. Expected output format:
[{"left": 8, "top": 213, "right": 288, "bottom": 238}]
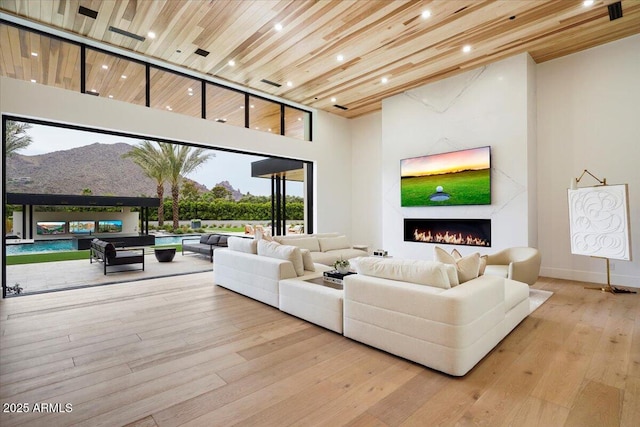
[
  {"left": 479, "top": 255, "right": 487, "bottom": 276},
  {"left": 355, "top": 257, "right": 450, "bottom": 289},
  {"left": 277, "top": 236, "right": 320, "bottom": 252},
  {"left": 257, "top": 240, "right": 305, "bottom": 276},
  {"left": 434, "top": 246, "right": 480, "bottom": 283},
  {"left": 318, "top": 235, "right": 350, "bottom": 252},
  {"left": 443, "top": 263, "right": 460, "bottom": 287},
  {"left": 228, "top": 236, "right": 258, "bottom": 254},
  {"left": 300, "top": 248, "right": 315, "bottom": 272}
]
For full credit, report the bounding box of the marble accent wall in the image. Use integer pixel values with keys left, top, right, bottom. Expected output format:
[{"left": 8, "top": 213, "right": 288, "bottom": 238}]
[{"left": 380, "top": 53, "right": 537, "bottom": 259}]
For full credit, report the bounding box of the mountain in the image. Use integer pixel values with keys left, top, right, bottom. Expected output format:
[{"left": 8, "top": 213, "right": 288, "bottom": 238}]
[
  {"left": 214, "top": 180, "right": 244, "bottom": 201},
  {"left": 5, "top": 142, "right": 208, "bottom": 198}
]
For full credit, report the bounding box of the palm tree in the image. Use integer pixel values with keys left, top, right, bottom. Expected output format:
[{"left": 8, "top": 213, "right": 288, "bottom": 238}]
[
  {"left": 5, "top": 121, "right": 33, "bottom": 157},
  {"left": 122, "top": 141, "right": 169, "bottom": 226},
  {"left": 160, "top": 143, "right": 213, "bottom": 230}
]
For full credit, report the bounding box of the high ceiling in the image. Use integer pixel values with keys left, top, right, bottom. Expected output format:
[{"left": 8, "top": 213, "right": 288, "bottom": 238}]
[{"left": 1, "top": 0, "right": 639, "bottom": 118}]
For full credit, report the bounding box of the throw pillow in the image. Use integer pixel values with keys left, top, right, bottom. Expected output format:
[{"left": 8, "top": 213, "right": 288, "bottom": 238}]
[
  {"left": 434, "top": 246, "right": 481, "bottom": 284},
  {"left": 479, "top": 255, "right": 488, "bottom": 275},
  {"left": 318, "top": 235, "right": 350, "bottom": 252},
  {"left": 199, "top": 234, "right": 212, "bottom": 244},
  {"left": 206, "top": 234, "right": 221, "bottom": 245},
  {"left": 300, "top": 248, "right": 315, "bottom": 272},
  {"left": 451, "top": 248, "right": 462, "bottom": 260},
  {"left": 442, "top": 263, "right": 460, "bottom": 287},
  {"left": 355, "top": 257, "right": 450, "bottom": 289},
  {"left": 228, "top": 236, "right": 258, "bottom": 254},
  {"left": 277, "top": 236, "right": 320, "bottom": 252},
  {"left": 257, "top": 240, "right": 305, "bottom": 276}
]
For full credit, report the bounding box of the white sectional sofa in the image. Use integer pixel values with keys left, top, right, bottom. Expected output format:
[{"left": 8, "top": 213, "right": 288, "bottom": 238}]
[
  {"left": 213, "top": 239, "right": 331, "bottom": 308},
  {"left": 214, "top": 241, "right": 530, "bottom": 376},
  {"left": 273, "top": 233, "right": 368, "bottom": 265},
  {"left": 343, "top": 269, "right": 529, "bottom": 376}
]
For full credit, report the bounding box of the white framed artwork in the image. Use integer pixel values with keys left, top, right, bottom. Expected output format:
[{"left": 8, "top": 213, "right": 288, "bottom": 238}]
[{"left": 567, "top": 184, "right": 631, "bottom": 261}]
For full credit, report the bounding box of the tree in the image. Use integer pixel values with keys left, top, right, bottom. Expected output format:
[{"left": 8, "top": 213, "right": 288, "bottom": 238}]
[
  {"left": 5, "top": 121, "right": 33, "bottom": 157},
  {"left": 160, "top": 143, "right": 213, "bottom": 229},
  {"left": 122, "top": 141, "right": 169, "bottom": 226},
  {"left": 181, "top": 181, "right": 200, "bottom": 202},
  {"left": 210, "top": 184, "right": 232, "bottom": 200}
]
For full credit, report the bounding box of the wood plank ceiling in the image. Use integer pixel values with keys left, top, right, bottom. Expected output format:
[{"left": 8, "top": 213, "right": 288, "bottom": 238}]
[{"left": 1, "top": 0, "right": 639, "bottom": 119}]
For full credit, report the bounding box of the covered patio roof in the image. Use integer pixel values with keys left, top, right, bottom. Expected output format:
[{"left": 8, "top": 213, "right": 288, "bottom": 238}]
[{"left": 6, "top": 193, "right": 160, "bottom": 207}]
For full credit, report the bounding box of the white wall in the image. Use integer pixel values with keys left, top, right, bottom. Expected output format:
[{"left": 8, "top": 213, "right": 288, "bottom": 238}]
[
  {"left": 376, "top": 53, "right": 537, "bottom": 260},
  {"left": 350, "top": 111, "right": 382, "bottom": 250},
  {"left": 537, "top": 34, "right": 640, "bottom": 288},
  {"left": 0, "top": 77, "right": 352, "bottom": 255}
]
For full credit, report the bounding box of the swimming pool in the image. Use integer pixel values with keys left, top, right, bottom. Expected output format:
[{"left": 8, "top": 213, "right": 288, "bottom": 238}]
[{"left": 5, "top": 235, "right": 199, "bottom": 255}]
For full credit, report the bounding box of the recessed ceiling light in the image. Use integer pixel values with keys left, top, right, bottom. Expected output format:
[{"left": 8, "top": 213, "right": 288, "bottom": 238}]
[
  {"left": 91, "top": 89, "right": 97, "bottom": 93},
  {"left": 30, "top": 79, "right": 36, "bottom": 83},
  {"left": 228, "top": 59, "right": 235, "bottom": 66},
  {"left": 108, "top": 95, "right": 113, "bottom": 98},
  {"left": 274, "top": 23, "right": 283, "bottom": 31},
  {"left": 255, "top": 126, "right": 260, "bottom": 130},
  {"left": 583, "top": 0, "right": 594, "bottom": 6},
  {"left": 268, "top": 128, "right": 272, "bottom": 132},
  {"left": 101, "top": 64, "right": 108, "bottom": 70},
  {"left": 462, "top": 45, "right": 472, "bottom": 53},
  {"left": 188, "top": 93, "right": 193, "bottom": 96},
  {"left": 250, "top": 104, "right": 255, "bottom": 108},
  {"left": 297, "top": 117, "right": 302, "bottom": 121},
  {"left": 121, "top": 75, "right": 127, "bottom": 79},
  {"left": 381, "top": 77, "right": 388, "bottom": 84},
  {"left": 188, "top": 87, "right": 193, "bottom": 92},
  {"left": 336, "top": 54, "right": 344, "bottom": 61},
  {"left": 166, "top": 106, "right": 172, "bottom": 111},
  {"left": 421, "top": 10, "right": 431, "bottom": 19},
  {"left": 148, "top": 31, "right": 156, "bottom": 39},
  {"left": 240, "top": 105, "right": 244, "bottom": 109},
  {"left": 331, "top": 97, "right": 337, "bottom": 103},
  {"left": 31, "top": 52, "right": 38, "bottom": 57},
  {"left": 286, "top": 81, "right": 293, "bottom": 87}
]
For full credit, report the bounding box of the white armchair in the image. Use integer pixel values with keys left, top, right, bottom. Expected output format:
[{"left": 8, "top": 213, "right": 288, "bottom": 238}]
[{"left": 484, "top": 247, "right": 541, "bottom": 286}]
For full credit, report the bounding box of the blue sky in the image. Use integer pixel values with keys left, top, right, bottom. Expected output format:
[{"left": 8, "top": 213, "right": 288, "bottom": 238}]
[{"left": 20, "top": 123, "right": 303, "bottom": 197}]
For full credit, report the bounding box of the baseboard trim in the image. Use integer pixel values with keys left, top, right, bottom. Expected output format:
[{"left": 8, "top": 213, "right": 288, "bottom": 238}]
[{"left": 540, "top": 267, "right": 639, "bottom": 289}]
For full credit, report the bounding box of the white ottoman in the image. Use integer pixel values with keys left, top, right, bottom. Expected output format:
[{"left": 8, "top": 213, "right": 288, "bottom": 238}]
[{"left": 279, "top": 277, "right": 344, "bottom": 333}]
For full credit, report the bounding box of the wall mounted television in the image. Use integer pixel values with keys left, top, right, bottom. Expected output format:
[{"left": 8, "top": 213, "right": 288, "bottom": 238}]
[
  {"left": 98, "top": 220, "right": 123, "bottom": 233},
  {"left": 68, "top": 220, "right": 96, "bottom": 234},
  {"left": 400, "top": 146, "right": 491, "bottom": 207},
  {"left": 36, "top": 221, "right": 66, "bottom": 235}
]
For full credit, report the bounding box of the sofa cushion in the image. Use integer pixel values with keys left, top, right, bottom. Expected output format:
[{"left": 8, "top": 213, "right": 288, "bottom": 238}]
[
  {"left": 258, "top": 240, "right": 304, "bottom": 276},
  {"left": 434, "top": 247, "right": 481, "bottom": 283},
  {"left": 228, "top": 236, "right": 258, "bottom": 254},
  {"left": 277, "top": 236, "right": 320, "bottom": 252},
  {"left": 217, "top": 235, "right": 228, "bottom": 247},
  {"left": 318, "top": 235, "right": 350, "bottom": 252},
  {"left": 206, "top": 234, "right": 221, "bottom": 245},
  {"left": 355, "top": 257, "right": 450, "bottom": 289},
  {"left": 300, "top": 248, "right": 315, "bottom": 272},
  {"left": 199, "top": 234, "right": 212, "bottom": 244}
]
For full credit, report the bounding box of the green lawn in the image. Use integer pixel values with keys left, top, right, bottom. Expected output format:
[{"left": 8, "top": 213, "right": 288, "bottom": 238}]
[{"left": 401, "top": 169, "right": 491, "bottom": 206}]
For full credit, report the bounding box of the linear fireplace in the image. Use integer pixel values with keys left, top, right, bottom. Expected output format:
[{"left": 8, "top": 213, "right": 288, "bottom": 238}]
[{"left": 404, "top": 218, "right": 491, "bottom": 247}]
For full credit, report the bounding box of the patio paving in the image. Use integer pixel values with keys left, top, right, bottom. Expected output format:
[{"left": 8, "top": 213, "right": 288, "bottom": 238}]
[{"left": 5, "top": 251, "right": 214, "bottom": 295}]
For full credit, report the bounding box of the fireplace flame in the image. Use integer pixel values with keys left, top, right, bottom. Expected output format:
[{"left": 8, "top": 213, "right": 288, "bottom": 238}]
[{"left": 413, "top": 229, "right": 490, "bottom": 247}]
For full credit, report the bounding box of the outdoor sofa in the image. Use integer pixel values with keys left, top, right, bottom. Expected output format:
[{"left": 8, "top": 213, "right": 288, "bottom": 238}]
[{"left": 182, "top": 233, "right": 229, "bottom": 262}]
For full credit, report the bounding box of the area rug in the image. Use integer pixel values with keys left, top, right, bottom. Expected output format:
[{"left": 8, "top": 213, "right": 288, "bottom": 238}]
[{"left": 529, "top": 289, "right": 553, "bottom": 313}]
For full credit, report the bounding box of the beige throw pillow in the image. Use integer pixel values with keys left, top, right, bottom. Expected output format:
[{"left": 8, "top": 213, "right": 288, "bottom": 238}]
[
  {"left": 318, "top": 235, "right": 350, "bottom": 252},
  {"left": 257, "top": 240, "right": 305, "bottom": 276},
  {"left": 299, "top": 249, "right": 315, "bottom": 272},
  {"left": 434, "top": 246, "right": 481, "bottom": 284},
  {"left": 479, "top": 255, "right": 487, "bottom": 275}
]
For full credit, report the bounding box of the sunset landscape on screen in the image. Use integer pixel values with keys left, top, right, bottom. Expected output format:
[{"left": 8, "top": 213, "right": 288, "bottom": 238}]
[{"left": 401, "top": 146, "right": 491, "bottom": 206}]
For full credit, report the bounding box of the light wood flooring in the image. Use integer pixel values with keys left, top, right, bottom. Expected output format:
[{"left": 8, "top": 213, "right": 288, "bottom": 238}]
[{"left": 0, "top": 273, "right": 638, "bottom": 427}]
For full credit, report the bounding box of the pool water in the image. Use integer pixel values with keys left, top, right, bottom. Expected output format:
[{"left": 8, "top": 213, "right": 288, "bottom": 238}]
[{"left": 5, "top": 235, "right": 198, "bottom": 255}]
